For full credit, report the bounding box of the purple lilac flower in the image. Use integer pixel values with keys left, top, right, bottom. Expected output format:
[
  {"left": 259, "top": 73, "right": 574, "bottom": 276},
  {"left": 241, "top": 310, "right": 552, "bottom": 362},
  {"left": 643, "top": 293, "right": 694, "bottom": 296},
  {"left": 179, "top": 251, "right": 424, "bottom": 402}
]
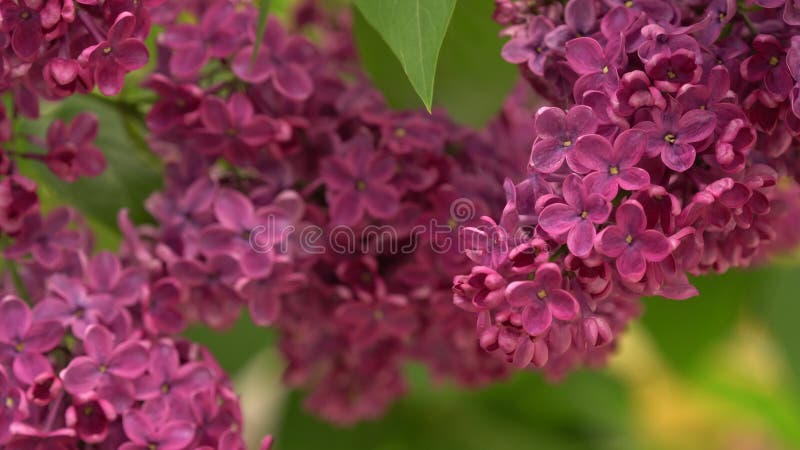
[
  {"left": 741, "top": 35, "right": 794, "bottom": 100},
  {"left": 0, "top": 296, "right": 63, "bottom": 385},
  {"left": 635, "top": 101, "right": 717, "bottom": 172},
  {"left": 501, "top": 16, "right": 554, "bottom": 75},
  {"left": 320, "top": 132, "right": 400, "bottom": 225}
]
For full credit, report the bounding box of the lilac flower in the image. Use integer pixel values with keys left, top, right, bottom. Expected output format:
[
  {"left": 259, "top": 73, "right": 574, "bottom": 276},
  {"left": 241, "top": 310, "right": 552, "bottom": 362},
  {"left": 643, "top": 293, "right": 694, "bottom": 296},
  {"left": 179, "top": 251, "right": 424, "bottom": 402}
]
[
  {"left": 239, "top": 259, "right": 305, "bottom": 327},
  {"left": 505, "top": 263, "right": 580, "bottom": 335},
  {"left": 143, "top": 278, "right": 186, "bottom": 335},
  {"left": 741, "top": 35, "right": 794, "bottom": 100},
  {"left": 544, "top": 0, "right": 597, "bottom": 50},
  {"left": 160, "top": 1, "right": 240, "bottom": 79},
  {"left": 645, "top": 49, "right": 701, "bottom": 93},
  {"left": 0, "top": 367, "right": 24, "bottom": 444},
  {"left": 85, "top": 251, "right": 146, "bottom": 307},
  {"left": 65, "top": 398, "right": 117, "bottom": 444},
  {"left": 232, "top": 17, "right": 317, "bottom": 101},
  {"left": 635, "top": 101, "right": 716, "bottom": 172},
  {"left": 144, "top": 75, "right": 203, "bottom": 134},
  {"left": 193, "top": 93, "right": 290, "bottom": 164},
  {"left": 696, "top": 0, "right": 737, "bottom": 45},
  {"left": 85, "top": 12, "right": 149, "bottom": 95},
  {"left": 0, "top": 0, "right": 48, "bottom": 60},
  {"left": 615, "top": 70, "right": 666, "bottom": 116},
  {"left": 45, "top": 113, "right": 106, "bottom": 182},
  {"left": 170, "top": 255, "right": 242, "bottom": 330},
  {"left": 321, "top": 132, "right": 400, "bottom": 225},
  {"left": 135, "top": 341, "right": 213, "bottom": 403},
  {"left": 596, "top": 201, "right": 672, "bottom": 282},
  {"left": 539, "top": 175, "right": 611, "bottom": 257},
  {"left": 530, "top": 105, "right": 597, "bottom": 173},
  {"left": 573, "top": 129, "right": 650, "bottom": 199},
  {"left": 0, "top": 175, "right": 39, "bottom": 235},
  {"left": 121, "top": 407, "right": 195, "bottom": 450},
  {"left": 637, "top": 24, "right": 703, "bottom": 63},
  {"left": 452, "top": 266, "right": 507, "bottom": 311},
  {"left": 60, "top": 324, "right": 148, "bottom": 396},
  {"left": 4, "top": 209, "right": 81, "bottom": 269},
  {"left": 34, "top": 274, "right": 116, "bottom": 339},
  {"left": 0, "top": 296, "right": 63, "bottom": 383},
  {"left": 565, "top": 37, "right": 623, "bottom": 96},
  {"left": 501, "top": 16, "right": 554, "bottom": 75}
]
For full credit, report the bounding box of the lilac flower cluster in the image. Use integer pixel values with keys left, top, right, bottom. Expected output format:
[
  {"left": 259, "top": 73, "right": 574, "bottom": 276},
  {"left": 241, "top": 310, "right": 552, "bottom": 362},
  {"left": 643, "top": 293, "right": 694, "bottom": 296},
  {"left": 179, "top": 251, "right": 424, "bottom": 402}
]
[
  {"left": 0, "top": 209, "right": 258, "bottom": 449},
  {"left": 125, "top": 0, "right": 542, "bottom": 423},
  {"left": 450, "top": 0, "right": 800, "bottom": 375}
]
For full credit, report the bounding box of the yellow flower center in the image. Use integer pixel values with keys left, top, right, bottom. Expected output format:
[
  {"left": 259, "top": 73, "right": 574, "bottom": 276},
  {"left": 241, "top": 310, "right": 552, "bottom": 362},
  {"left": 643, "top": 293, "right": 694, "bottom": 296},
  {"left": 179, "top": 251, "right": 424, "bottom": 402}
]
[
  {"left": 625, "top": 234, "right": 634, "bottom": 244},
  {"left": 602, "top": 66, "right": 609, "bottom": 74},
  {"left": 394, "top": 127, "right": 407, "bottom": 138},
  {"left": 355, "top": 180, "right": 367, "bottom": 191},
  {"left": 609, "top": 166, "right": 620, "bottom": 175},
  {"left": 666, "top": 70, "right": 677, "bottom": 80},
  {"left": 624, "top": 0, "right": 633, "bottom": 7},
  {"left": 562, "top": 139, "right": 572, "bottom": 147},
  {"left": 537, "top": 289, "right": 547, "bottom": 299},
  {"left": 663, "top": 133, "right": 676, "bottom": 144},
  {"left": 769, "top": 56, "right": 780, "bottom": 66},
  {"left": 580, "top": 211, "right": 588, "bottom": 219}
]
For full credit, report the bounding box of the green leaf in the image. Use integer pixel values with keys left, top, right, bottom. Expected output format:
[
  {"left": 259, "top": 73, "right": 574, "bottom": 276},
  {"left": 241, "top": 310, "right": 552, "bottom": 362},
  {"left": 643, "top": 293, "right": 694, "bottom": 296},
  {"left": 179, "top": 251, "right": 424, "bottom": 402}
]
[
  {"left": 252, "top": 0, "right": 272, "bottom": 61},
  {"left": 432, "top": 0, "right": 518, "bottom": 126},
  {"left": 641, "top": 269, "right": 764, "bottom": 373},
  {"left": 353, "top": 0, "right": 517, "bottom": 127},
  {"left": 15, "top": 96, "right": 162, "bottom": 249},
  {"left": 184, "top": 311, "right": 275, "bottom": 375},
  {"left": 353, "top": 0, "right": 458, "bottom": 112},
  {"left": 757, "top": 264, "right": 800, "bottom": 399}
]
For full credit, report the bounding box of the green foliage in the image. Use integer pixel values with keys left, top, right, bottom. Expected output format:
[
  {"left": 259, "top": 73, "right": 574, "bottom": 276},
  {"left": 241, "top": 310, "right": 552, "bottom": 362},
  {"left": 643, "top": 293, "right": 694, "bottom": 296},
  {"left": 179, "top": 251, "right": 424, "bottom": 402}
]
[
  {"left": 15, "top": 96, "right": 162, "bottom": 249},
  {"left": 640, "top": 269, "right": 762, "bottom": 374},
  {"left": 253, "top": 0, "right": 272, "bottom": 61},
  {"left": 353, "top": 0, "right": 517, "bottom": 127},
  {"left": 273, "top": 368, "right": 636, "bottom": 450},
  {"left": 184, "top": 312, "right": 276, "bottom": 375},
  {"left": 353, "top": 0, "right": 457, "bottom": 113}
]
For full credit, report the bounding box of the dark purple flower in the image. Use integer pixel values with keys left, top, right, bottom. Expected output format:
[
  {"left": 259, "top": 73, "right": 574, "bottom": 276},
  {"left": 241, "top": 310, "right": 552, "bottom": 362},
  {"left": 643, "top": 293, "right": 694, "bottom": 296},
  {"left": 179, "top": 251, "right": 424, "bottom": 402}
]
[
  {"left": 193, "top": 93, "right": 290, "bottom": 164},
  {"left": 60, "top": 324, "right": 148, "bottom": 396},
  {"left": 4, "top": 209, "right": 81, "bottom": 269},
  {"left": 635, "top": 101, "right": 716, "bottom": 172},
  {"left": 565, "top": 37, "right": 623, "bottom": 96},
  {"left": 530, "top": 105, "right": 597, "bottom": 173},
  {"left": 232, "top": 17, "right": 317, "bottom": 101},
  {"left": 160, "top": 1, "right": 241, "bottom": 79},
  {"left": 539, "top": 174, "right": 611, "bottom": 257},
  {"left": 505, "top": 263, "right": 580, "bottom": 335},
  {"left": 544, "top": 0, "right": 597, "bottom": 50},
  {"left": 0, "top": 0, "right": 53, "bottom": 60},
  {"left": 741, "top": 35, "right": 794, "bottom": 99},
  {"left": 143, "top": 278, "right": 186, "bottom": 335},
  {"left": 596, "top": 201, "right": 672, "bottom": 282},
  {"left": 45, "top": 113, "right": 106, "bottom": 182},
  {"left": 0, "top": 175, "right": 39, "bottom": 235},
  {"left": 144, "top": 75, "right": 203, "bottom": 134},
  {"left": 501, "top": 16, "right": 554, "bottom": 75},
  {"left": 85, "top": 12, "right": 149, "bottom": 95},
  {"left": 573, "top": 129, "right": 650, "bottom": 199},
  {"left": 645, "top": 49, "right": 701, "bottom": 93},
  {"left": 321, "top": 132, "right": 400, "bottom": 225}
]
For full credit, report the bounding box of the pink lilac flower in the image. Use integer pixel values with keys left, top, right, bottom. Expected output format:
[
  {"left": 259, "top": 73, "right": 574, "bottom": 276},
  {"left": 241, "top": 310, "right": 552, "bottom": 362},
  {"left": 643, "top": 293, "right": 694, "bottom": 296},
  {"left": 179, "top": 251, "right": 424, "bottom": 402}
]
[
  {"left": 635, "top": 101, "right": 717, "bottom": 172},
  {"left": 596, "top": 201, "right": 672, "bottom": 282},
  {"left": 573, "top": 129, "right": 650, "bottom": 199},
  {"left": 505, "top": 263, "right": 580, "bottom": 336}
]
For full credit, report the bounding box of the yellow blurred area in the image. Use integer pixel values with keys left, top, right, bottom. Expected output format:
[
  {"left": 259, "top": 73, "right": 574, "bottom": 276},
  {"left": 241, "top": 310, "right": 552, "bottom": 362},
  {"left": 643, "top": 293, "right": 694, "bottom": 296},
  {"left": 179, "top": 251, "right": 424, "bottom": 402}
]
[{"left": 611, "top": 322, "right": 795, "bottom": 450}]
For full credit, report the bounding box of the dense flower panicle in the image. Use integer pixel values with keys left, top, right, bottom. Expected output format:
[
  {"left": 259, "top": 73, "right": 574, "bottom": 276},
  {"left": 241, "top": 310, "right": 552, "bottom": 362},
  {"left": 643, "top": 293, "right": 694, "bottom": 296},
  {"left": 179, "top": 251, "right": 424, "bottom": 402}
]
[
  {"left": 452, "top": 0, "right": 800, "bottom": 375},
  {"left": 114, "top": 0, "right": 542, "bottom": 423}
]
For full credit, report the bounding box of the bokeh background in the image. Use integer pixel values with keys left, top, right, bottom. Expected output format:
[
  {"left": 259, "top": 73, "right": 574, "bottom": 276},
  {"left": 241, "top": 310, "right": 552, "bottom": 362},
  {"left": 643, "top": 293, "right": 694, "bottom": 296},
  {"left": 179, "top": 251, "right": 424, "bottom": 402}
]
[{"left": 10, "top": 0, "right": 800, "bottom": 448}]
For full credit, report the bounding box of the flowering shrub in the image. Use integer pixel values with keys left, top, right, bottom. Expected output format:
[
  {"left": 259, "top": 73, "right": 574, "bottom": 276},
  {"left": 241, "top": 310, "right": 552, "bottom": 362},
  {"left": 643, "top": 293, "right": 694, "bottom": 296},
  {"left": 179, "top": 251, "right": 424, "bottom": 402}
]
[
  {"left": 1, "top": 0, "right": 800, "bottom": 445},
  {"left": 451, "top": 0, "right": 800, "bottom": 376}
]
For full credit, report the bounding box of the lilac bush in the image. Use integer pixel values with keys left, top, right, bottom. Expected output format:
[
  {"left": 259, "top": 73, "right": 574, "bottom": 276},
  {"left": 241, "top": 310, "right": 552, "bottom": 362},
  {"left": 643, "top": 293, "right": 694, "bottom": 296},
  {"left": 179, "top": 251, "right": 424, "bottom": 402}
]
[{"left": 450, "top": 0, "right": 800, "bottom": 377}]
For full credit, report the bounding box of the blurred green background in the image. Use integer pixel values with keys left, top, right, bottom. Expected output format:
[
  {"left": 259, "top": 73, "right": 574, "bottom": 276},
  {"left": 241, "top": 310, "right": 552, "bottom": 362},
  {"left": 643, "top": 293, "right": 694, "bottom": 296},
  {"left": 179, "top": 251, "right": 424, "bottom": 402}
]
[{"left": 11, "top": 0, "right": 800, "bottom": 448}]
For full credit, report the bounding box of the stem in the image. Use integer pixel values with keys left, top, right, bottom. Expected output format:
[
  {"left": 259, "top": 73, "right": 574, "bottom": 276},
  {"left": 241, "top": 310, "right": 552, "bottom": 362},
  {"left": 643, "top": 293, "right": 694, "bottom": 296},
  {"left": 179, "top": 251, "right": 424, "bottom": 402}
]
[
  {"left": 77, "top": 10, "right": 106, "bottom": 44},
  {"left": 44, "top": 391, "right": 65, "bottom": 431},
  {"left": 740, "top": 12, "right": 759, "bottom": 36}
]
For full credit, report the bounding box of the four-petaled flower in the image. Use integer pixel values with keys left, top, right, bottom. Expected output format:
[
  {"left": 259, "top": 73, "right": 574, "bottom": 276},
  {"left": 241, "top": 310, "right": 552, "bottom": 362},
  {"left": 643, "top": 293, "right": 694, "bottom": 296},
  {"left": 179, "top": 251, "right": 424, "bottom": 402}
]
[{"left": 505, "top": 263, "right": 580, "bottom": 336}]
